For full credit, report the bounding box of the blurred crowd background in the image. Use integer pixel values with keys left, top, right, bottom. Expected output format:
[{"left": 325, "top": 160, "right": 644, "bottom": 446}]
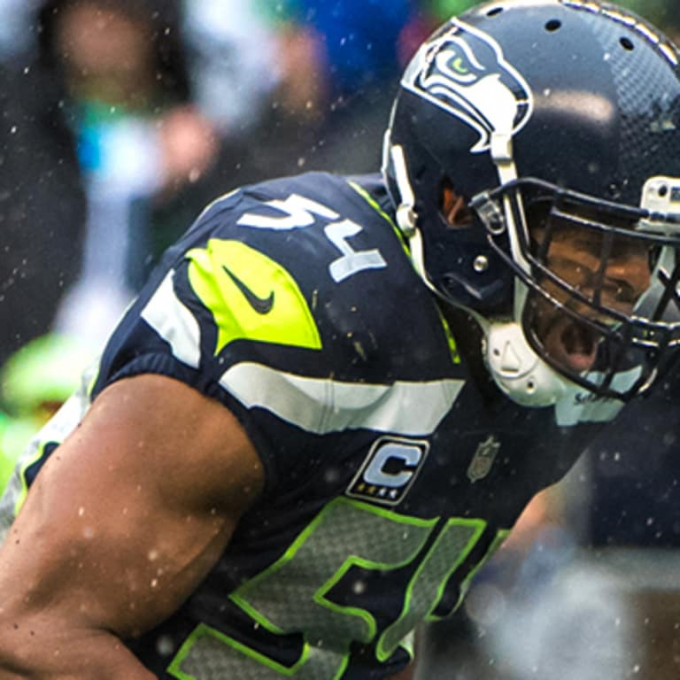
[{"left": 0, "top": 1, "right": 680, "bottom": 678}]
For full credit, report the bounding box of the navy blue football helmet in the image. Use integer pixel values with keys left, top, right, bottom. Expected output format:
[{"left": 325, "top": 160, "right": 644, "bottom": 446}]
[{"left": 384, "top": 0, "right": 680, "bottom": 406}]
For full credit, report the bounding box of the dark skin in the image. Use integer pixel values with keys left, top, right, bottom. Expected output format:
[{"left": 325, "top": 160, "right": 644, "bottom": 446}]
[
  {"left": 0, "top": 186, "right": 654, "bottom": 678},
  {"left": 0, "top": 375, "right": 415, "bottom": 679},
  {"left": 441, "top": 185, "right": 652, "bottom": 373},
  {"left": 530, "top": 224, "right": 652, "bottom": 373},
  {"left": 0, "top": 376, "right": 261, "bottom": 677},
  {"left": 0, "top": 218, "right": 652, "bottom": 680},
  {"left": 0, "top": 195, "right": 649, "bottom": 678}
]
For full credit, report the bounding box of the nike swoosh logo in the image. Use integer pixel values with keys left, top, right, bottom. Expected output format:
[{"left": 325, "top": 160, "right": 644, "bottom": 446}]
[{"left": 223, "top": 265, "right": 275, "bottom": 314}]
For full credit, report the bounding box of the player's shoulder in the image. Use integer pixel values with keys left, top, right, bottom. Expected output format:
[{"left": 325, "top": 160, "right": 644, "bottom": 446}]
[
  {"left": 168, "top": 171, "right": 419, "bottom": 364},
  {"left": 94, "top": 168, "right": 458, "bottom": 415},
  {"left": 102, "top": 170, "right": 449, "bottom": 386},
  {"left": 209, "top": 171, "right": 389, "bottom": 215},
  {"left": 184, "top": 171, "right": 395, "bottom": 250},
  {"left": 162, "top": 172, "right": 409, "bottom": 339}
]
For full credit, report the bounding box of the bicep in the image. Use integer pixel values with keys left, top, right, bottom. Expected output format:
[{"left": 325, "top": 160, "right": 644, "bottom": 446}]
[{"left": 0, "top": 374, "right": 263, "bottom": 639}]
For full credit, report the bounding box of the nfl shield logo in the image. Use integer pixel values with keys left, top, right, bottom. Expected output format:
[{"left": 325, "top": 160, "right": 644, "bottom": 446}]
[{"left": 467, "top": 435, "right": 501, "bottom": 483}]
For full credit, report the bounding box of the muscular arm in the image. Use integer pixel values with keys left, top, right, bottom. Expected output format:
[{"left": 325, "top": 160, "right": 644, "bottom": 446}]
[{"left": 0, "top": 374, "right": 263, "bottom": 678}]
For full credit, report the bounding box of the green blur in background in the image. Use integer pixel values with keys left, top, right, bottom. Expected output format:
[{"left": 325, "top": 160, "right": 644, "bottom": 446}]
[{"left": 0, "top": 334, "right": 92, "bottom": 495}]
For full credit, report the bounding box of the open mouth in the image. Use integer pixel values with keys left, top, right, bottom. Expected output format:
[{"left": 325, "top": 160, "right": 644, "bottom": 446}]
[{"left": 540, "top": 315, "right": 600, "bottom": 374}]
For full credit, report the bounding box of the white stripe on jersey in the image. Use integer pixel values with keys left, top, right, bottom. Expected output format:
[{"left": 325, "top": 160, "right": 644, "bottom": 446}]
[
  {"left": 220, "top": 362, "right": 464, "bottom": 436},
  {"left": 142, "top": 271, "right": 201, "bottom": 369}
]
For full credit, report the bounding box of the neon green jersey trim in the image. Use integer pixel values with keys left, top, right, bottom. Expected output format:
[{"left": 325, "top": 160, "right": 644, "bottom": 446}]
[
  {"left": 168, "top": 623, "right": 312, "bottom": 678},
  {"left": 14, "top": 438, "right": 49, "bottom": 517},
  {"left": 376, "top": 517, "right": 486, "bottom": 660},
  {"left": 347, "top": 180, "right": 408, "bottom": 253},
  {"left": 437, "top": 307, "right": 461, "bottom": 364},
  {"left": 346, "top": 180, "right": 460, "bottom": 365},
  {"left": 230, "top": 497, "right": 436, "bottom": 640},
  {"left": 450, "top": 527, "right": 511, "bottom": 614}
]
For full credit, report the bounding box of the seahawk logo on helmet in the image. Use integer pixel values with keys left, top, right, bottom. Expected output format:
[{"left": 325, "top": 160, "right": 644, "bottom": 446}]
[{"left": 401, "top": 20, "right": 534, "bottom": 153}]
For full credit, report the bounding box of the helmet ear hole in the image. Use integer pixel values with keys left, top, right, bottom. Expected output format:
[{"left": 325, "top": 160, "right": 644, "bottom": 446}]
[{"left": 440, "top": 177, "right": 473, "bottom": 229}]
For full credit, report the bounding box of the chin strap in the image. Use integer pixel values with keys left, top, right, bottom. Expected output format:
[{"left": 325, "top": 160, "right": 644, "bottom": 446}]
[{"left": 484, "top": 321, "right": 570, "bottom": 407}]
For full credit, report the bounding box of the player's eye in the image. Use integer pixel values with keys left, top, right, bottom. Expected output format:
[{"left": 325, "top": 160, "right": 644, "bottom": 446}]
[{"left": 603, "top": 278, "right": 638, "bottom": 304}]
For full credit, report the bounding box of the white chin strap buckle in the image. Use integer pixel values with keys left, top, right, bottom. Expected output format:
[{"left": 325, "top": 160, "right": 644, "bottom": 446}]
[{"left": 485, "top": 321, "right": 568, "bottom": 407}]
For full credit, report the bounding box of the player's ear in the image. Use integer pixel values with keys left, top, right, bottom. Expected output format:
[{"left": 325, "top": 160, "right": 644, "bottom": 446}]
[{"left": 439, "top": 177, "right": 472, "bottom": 229}]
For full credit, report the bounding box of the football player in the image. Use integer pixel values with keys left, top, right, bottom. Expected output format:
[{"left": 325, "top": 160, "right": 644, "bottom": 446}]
[{"left": 1, "top": 1, "right": 680, "bottom": 678}]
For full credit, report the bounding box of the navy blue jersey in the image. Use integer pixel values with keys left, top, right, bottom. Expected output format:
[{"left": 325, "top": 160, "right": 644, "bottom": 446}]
[{"left": 0, "top": 172, "right": 628, "bottom": 678}]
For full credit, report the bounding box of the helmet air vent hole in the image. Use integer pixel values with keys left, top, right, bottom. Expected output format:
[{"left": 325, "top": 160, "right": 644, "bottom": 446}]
[
  {"left": 620, "top": 37, "right": 635, "bottom": 51},
  {"left": 487, "top": 7, "right": 504, "bottom": 17},
  {"left": 545, "top": 20, "right": 561, "bottom": 32}
]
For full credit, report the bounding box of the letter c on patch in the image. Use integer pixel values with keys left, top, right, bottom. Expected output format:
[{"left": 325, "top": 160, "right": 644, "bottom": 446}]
[{"left": 363, "top": 443, "right": 424, "bottom": 488}]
